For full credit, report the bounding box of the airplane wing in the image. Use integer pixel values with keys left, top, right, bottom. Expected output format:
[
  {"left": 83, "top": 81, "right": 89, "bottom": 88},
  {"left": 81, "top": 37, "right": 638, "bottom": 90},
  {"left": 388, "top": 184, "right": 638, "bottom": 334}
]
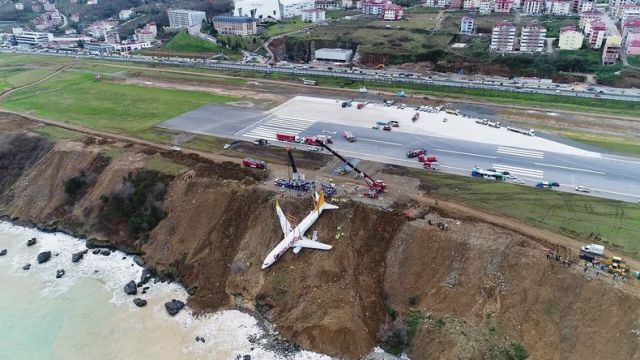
[
  {"left": 276, "top": 200, "right": 292, "bottom": 234},
  {"left": 296, "top": 237, "right": 332, "bottom": 250}
]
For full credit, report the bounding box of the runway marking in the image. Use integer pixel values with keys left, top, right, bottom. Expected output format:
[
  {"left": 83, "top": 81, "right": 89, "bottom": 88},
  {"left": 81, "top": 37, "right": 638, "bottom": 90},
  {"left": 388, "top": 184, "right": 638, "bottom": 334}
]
[
  {"left": 358, "top": 138, "right": 402, "bottom": 146},
  {"left": 533, "top": 163, "right": 606, "bottom": 175},
  {"left": 497, "top": 146, "right": 544, "bottom": 159},
  {"left": 240, "top": 115, "right": 317, "bottom": 140},
  {"left": 601, "top": 157, "right": 640, "bottom": 165},
  {"left": 492, "top": 164, "right": 544, "bottom": 178},
  {"left": 435, "top": 149, "right": 498, "bottom": 159}
]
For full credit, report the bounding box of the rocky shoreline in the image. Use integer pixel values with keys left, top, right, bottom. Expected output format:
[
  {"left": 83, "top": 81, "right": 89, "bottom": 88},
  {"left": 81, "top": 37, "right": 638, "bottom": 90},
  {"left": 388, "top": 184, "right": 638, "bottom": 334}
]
[{"left": 0, "top": 218, "right": 307, "bottom": 359}]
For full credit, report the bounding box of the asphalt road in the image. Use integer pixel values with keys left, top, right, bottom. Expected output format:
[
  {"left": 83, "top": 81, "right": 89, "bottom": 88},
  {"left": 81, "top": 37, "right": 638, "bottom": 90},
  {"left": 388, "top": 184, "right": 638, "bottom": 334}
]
[
  {"left": 160, "top": 105, "right": 640, "bottom": 203},
  {"left": 3, "top": 49, "right": 640, "bottom": 102}
]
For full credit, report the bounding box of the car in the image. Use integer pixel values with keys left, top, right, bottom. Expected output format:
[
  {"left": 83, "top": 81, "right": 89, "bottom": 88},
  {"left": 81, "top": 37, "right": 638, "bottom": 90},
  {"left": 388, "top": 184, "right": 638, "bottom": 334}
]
[
  {"left": 406, "top": 149, "right": 427, "bottom": 158},
  {"left": 388, "top": 120, "right": 399, "bottom": 127},
  {"left": 308, "top": 146, "right": 320, "bottom": 152},
  {"left": 382, "top": 125, "right": 392, "bottom": 131},
  {"left": 372, "top": 125, "right": 380, "bottom": 130},
  {"left": 575, "top": 185, "right": 590, "bottom": 193},
  {"left": 171, "top": 146, "right": 181, "bottom": 151},
  {"left": 443, "top": 118, "right": 448, "bottom": 122},
  {"left": 512, "top": 178, "right": 525, "bottom": 184},
  {"left": 242, "top": 158, "right": 266, "bottom": 169}
]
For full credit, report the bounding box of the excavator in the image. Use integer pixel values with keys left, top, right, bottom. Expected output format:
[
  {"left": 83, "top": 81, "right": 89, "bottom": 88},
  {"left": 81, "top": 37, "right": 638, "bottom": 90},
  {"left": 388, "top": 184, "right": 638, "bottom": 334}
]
[{"left": 314, "top": 140, "right": 387, "bottom": 198}]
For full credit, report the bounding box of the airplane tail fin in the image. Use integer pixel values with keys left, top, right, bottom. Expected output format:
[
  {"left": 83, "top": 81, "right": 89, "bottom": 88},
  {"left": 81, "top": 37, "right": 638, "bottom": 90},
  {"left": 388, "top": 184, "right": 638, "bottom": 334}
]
[{"left": 314, "top": 191, "right": 338, "bottom": 212}]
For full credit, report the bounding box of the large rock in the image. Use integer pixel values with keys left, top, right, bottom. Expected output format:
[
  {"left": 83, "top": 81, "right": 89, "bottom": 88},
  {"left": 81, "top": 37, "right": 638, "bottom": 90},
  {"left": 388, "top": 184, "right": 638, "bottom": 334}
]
[
  {"left": 100, "top": 249, "right": 111, "bottom": 256},
  {"left": 92, "top": 249, "right": 100, "bottom": 255},
  {"left": 133, "top": 298, "right": 147, "bottom": 307},
  {"left": 133, "top": 256, "right": 145, "bottom": 267},
  {"left": 124, "top": 280, "right": 137, "bottom": 296},
  {"left": 139, "top": 269, "right": 152, "bottom": 285},
  {"left": 71, "top": 251, "right": 84, "bottom": 263},
  {"left": 27, "top": 238, "right": 36, "bottom": 246},
  {"left": 37, "top": 251, "right": 51, "bottom": 264},
  {"left": 0, "top": 249, "right": 7, "bottom": 256},
  {"left": 164, "top": 299, "right": 185, "bottom": 316},
  {"left": 56, "top": 269, "right": 65, "bottom": 279},
  {"left": 23, "top": 263, "right": 31, "bottom": 270}
]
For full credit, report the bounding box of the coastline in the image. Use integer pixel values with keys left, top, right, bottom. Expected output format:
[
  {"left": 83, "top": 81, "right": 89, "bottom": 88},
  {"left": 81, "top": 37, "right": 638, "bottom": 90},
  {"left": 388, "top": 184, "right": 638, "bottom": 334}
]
[{"left": 0, "top": 220, "right": 334, "bottom": 360}]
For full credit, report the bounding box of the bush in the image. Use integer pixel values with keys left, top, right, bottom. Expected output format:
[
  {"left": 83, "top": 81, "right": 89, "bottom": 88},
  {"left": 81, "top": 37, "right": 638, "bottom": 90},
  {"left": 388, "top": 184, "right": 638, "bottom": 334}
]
[
  {"left": 64, "top": 175, "right": 87, "bottom": 197},
  {"left": 507, "top": 342, "right": 529, "bottom": 360}
]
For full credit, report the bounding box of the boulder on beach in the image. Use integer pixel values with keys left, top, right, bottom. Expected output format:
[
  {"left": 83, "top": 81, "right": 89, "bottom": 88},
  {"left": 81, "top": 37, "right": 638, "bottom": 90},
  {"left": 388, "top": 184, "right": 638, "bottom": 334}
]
[
  {"left": 0, "top": 249, "right": 7, "bottom": 256},
  {"left": 27, "top": 238, "right": 36, "bottom": 246},
  {"left": 133, "top": 256, "right": 145, "bottom": 267},
  {"left": 56, "top": 269, "right": 65, "bottom": 279},
  {"left": 100, "top": 249, "right": 111, "bottom": 256},
  {"left": 23, "top": 263, "right": 31, "bottom": 270},
  {"left": 71, "top": 252, "right": 84, "bottom": 263},
  {"left": 140, "top": 269, "right": 152, "bottom": 285},
  {"left": 133, "top": 298, "right": 147, "bottom": 307},
  {"left": 243, "top": 355, "right": 251, "bottom": 360},
  {"left": 164, "top": 299, "right": 185, "bottom": 316},
  {"left": 124, "top": 280, "right": 137, "bottom": 296},
  {"left": 37, "top": 251, "right": 52, "bottom": 264},
  {"left": 92, "top": 249, "right": 100, "bottom": 255}
]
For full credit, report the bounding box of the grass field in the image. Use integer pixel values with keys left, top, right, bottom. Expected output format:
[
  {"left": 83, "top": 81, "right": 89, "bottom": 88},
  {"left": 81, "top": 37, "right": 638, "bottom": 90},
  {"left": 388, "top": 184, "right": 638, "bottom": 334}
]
[
  {"left": 564, "top": 132, "right": 640, "bottom": 156},
  {"left": 392, "top": 168, "right": 640, "bottom": 258},
  {"left": 145, "top": 156, "right": 187, "bottom": 175},
  {"left": 1, "top": 72, "right": 235, "bottom": 135},
  {"left": 0, "top": 67, "right": 55, "bottom": 90},
  {"left": 264, "top": 17, "right": 313, "bottom": 37},
  {"left": 628, "top": 56, "right": 640, "bottom": 68},
  {"left": 163, "top": 31, "right": 224, "bottom": 53},
  {"left": 30, "top": 125, "right": 83, "bottom": 141}
]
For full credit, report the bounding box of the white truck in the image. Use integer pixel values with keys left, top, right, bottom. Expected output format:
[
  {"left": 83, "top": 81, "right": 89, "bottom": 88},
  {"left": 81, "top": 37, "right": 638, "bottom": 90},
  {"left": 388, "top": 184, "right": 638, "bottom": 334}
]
[{"left": 581, "top": 244, "right": 604, "bottom": 256}]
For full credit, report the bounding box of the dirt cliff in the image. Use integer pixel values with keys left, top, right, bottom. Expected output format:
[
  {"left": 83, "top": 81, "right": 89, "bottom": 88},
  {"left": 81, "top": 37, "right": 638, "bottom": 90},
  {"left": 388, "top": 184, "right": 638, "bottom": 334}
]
[{"left": 1, "top": 124, "right": 639, "bottom": 360}]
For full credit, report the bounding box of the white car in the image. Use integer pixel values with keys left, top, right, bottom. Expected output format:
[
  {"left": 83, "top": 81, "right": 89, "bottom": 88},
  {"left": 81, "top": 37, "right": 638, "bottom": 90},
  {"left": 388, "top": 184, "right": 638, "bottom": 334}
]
[
  {"left": 308, "top": 146, "right": 320, "bottom": 152},
  {"left": 575, "top": 185, "right": 590, "bottom": 193},
  {"left": 171, "top": 146, "right": 181, "bottom": 151},
  {"left": 223, "top": 143, "right": 231, "bottom": 149},
  {"left": 512, "top": 178, "right": 525, "bottom": 184}
]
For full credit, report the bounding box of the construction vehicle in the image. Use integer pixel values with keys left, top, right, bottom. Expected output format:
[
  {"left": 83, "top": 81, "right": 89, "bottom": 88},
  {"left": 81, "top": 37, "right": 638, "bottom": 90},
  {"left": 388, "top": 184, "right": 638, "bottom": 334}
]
[
  {"left": 507, "top": 126, "right": 536, "bottom": 136},
  {"left": 423, "top": 161, "right": 439, "bottom": 170},
  {"left": 343, "top": 130, "right": 356, "bottom": 142},
  {"left": 602, "top": 256, "right": 630, "bottom": 276},
  {"left": 341, "top": 99, "right": 353, "bottom": 108},
  {"left": 314, "top": 141, "right": 387, "bottom": 196},
  {"left": 242, "top": 158, "right": 266, "bottom": 169},
  {"left": 274, "top": 148, "right": 313, "bottom": 192},
  {"left": 357, "top": 103, "right": 365, "bottom": 110},
  {"left": 581, "top": 244, "right": 604, "bottom": 256},
  {"left": 254, "top": 138, "right": 269, "bottom": 146},
  {"left": 418, "top": 154, "right": 438, "bottom": 163},
  {"left": 406, "top": 149, "right": 427, "bottom": 158},
  {"left": 412, "top": 113, "right": 420, "bottom": 122}
]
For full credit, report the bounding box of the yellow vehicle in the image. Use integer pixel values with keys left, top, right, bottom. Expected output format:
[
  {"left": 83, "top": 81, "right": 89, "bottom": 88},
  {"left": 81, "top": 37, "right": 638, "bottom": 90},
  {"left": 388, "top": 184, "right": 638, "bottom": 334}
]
[{"left": 602, "top": 256, "right": 630, "bottom": 275}]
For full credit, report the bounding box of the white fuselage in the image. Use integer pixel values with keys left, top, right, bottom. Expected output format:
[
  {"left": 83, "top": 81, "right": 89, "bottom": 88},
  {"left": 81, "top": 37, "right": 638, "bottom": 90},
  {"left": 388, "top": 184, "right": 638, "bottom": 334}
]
[{"left": 262, "top": 208, "right": 320, "bottom": 269}]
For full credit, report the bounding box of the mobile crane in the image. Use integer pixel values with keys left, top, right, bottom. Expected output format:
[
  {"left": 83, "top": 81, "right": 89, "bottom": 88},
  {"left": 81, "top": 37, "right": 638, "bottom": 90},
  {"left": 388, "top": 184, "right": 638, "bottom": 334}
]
[{"left": 314, "top": 140, "right": 387, "bottom": 197}]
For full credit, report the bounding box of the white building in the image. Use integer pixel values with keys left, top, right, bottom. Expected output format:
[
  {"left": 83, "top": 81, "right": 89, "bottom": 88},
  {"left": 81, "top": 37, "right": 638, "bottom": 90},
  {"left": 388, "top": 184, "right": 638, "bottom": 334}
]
[
  {"left": 479, "top": 0, "right": 494, "bottom": 13},
  {"left": 460, "top": 16, "right": 474, "bottom": 34},
  {"left": 119, "top": 9, "right": 134, "bottom": 21},
  {"left": 234, "top": 0, "right": 280, "bottom": 19},
  {"left": 522, "top": 0, "right": 544, "bottom": 14},
  {"left": 621, "top": 5, "right": 640, "bottom": 23},
  {"left": 301, "top": 8, "right": 326, "bottom": 22},
  {"left": 520, "top": 21, "right": 547, "bottom": 52},
  {"left": 490, "top": 21, "right": 517, "bottom": 51},
  {"left": 546, "top": 0, "right": 572, "bottom": 15},
  {"left": 167, "top": 9, "right": 207, "bottom": 28},
  {"left": 15, "top": 2, "right": 24, "bottom": 10},
  {"left": 282, "top": 0, "right": 316, "bottom": 17},
  {"left": 12, "top": 28, "right": 52, "bottom": 46},
  {"left": 315, "top": 48, "right": 353, "bottom": 62},
  {"left": 580, "top": 0, "right": 594, "bottom": 12},
  {"left": 558, "top": 25, "right": 584, "bottom": 50}
]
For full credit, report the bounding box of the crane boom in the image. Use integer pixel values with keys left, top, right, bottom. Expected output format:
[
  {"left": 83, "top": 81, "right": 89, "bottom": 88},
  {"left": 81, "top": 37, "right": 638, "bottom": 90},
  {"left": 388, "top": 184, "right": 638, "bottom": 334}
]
[
  {"left": 314, "top": 141, "right": 387, "bottom": 192},
  {"left": 287, "top": 148, "right": 299, "bottom": 177}
]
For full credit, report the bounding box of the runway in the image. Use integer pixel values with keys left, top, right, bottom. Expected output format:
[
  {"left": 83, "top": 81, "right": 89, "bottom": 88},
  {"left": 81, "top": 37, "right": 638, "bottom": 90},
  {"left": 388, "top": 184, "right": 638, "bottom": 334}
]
[{"left": 159, "top": 97, "right": 640, "bottom": 203}]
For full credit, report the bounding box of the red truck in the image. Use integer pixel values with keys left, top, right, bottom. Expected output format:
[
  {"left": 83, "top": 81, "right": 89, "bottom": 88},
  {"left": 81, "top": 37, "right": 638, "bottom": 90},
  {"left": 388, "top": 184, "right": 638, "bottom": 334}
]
[
  {"left": 406, "top": 149, "right": 427, "bottom": 158},
  {"left": 306, "top": 135, "right": 332, "bottom": 145},
  {"left": 423, "top": 161, "right": 439, "bottom": 170},
  {"left": 276, "top": 133, "right": 298, "bottom": 142},
  {"left": 242, "top": 158, "right": 266, "bottom": 169},
  {"left": 418, "top": 154, "right": 438, "bottom": 163}
]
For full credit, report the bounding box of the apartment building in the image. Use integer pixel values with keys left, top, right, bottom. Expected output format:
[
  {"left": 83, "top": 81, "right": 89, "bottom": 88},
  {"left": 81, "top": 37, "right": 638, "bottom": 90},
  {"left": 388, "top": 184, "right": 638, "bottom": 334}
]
[
  {"left": 520, "top": 21, "right": 547, "bottom": 52},
  {"left": 167, "top": 9, "right": 207, "bottom": 28},
  {"left": 460, "top": 16, "right": 475, "bottom": 34},
  {"left": 558, "top": 25, "right": 584, "bottom": 49},
  {"left": 602, "top": 35, "right": 622, "bottom": 64},
  {"left": 490, "top": 21, "right": 517, "bottom": 51}
]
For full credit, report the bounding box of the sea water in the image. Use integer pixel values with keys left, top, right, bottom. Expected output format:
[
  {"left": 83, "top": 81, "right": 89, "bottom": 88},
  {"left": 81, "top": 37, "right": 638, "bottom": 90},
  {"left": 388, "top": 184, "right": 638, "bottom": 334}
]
[{"left": 0, "top": 221, "right": 332, "bottom": 360}]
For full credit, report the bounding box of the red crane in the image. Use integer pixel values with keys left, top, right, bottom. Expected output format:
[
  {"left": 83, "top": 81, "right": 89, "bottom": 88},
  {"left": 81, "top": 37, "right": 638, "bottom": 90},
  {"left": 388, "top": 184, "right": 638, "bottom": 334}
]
[{"left": 314, "top": 140, "right": 387, "bottom": 195}]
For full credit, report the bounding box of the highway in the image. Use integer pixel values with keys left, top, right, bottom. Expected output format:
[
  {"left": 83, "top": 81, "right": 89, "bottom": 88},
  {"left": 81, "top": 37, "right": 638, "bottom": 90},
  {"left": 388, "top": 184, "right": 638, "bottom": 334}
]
[{"left": 2, "top": 48, "right": 640, "bottom": 102}]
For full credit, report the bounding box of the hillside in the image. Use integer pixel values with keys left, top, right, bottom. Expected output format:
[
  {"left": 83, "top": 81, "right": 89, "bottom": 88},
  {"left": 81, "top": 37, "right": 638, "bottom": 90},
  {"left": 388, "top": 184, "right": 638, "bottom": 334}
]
[{"left": 1, "top": 114, "right": 640, "bottom": 359}]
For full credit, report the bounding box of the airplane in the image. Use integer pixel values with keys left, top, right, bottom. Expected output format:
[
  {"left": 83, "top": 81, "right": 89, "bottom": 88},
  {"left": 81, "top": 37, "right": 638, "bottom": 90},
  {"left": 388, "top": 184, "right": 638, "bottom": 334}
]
[{"left": 262, "top": 192, "right": 338, "bottom": 269}]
